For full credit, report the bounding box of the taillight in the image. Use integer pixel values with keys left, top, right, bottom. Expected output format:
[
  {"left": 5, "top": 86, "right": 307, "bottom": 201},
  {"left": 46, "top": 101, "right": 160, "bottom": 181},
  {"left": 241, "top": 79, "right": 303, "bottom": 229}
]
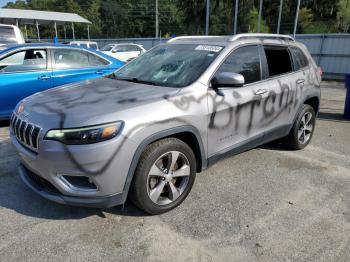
[{"left": 317, "top": 67, "right": 323, "bottom": 76}]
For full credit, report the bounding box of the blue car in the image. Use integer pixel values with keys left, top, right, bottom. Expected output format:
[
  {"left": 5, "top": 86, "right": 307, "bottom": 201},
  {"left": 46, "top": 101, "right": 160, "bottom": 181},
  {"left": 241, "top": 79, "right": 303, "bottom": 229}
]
[{"left": 0, "top": 44, "right": 124, "bottom": 120}]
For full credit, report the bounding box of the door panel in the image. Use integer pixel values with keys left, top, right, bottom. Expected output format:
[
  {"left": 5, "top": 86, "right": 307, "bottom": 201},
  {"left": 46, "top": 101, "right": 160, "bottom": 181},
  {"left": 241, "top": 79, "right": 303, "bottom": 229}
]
[
  {"left": 0, "top": 70, "right": 53, "bottom": 118},
  {"left": 260, "top": 46, "right": 301, "bottom": 134},
  {"left": 51, "top": 48, "right": 114, "bottom": 87},
  {"left": 207, "top": 45, "right": 266, "bottom": 157},
  {"left": 256, "top": 75, "right": 299, "bottom": 133},
  {"left": 0, "top": 48, "right": 52, "bottom": 118}
]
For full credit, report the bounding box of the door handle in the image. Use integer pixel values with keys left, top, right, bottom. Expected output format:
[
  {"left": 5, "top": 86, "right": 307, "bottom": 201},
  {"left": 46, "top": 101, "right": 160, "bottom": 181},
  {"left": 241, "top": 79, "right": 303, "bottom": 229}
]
[
  {"left": 297, "top": 79, "right": 305, "bottom": 84},
  {"left": 95, "top": 70, "right": 105, "bottom": 75},
  {"left": 255, "top": 89, "right": 268, "bottom": 95},
  {"left": 38, "top": 75, "right": 51, "bottom": 80}
]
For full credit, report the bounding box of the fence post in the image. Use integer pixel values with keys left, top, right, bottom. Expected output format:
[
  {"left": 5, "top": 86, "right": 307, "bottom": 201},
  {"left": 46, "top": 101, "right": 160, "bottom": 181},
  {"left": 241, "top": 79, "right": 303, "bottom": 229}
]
[
  {"left": 318, "top": 34, "right": 325, "bottom": 66},
  {"left": 257, "top": 0, "right": 263, "bottom": 32},
  {"left": 233, "top": 0, "right": 238, "bottom": 35},
  {"left": 205, "top": 0, "right": 210, "bottom": 35},
  {"left": 277, "top": 0, "right": 283, "bottom": 34}
]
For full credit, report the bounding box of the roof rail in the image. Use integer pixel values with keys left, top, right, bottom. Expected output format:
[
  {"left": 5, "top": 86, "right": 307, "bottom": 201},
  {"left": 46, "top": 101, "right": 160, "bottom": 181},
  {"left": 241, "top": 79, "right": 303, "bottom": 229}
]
[
  {"left": 167, "top": 35, "right": 222, "bottom": 43},
  {"left": 229, "top": 33, "right": 294, "bottom": 42}
]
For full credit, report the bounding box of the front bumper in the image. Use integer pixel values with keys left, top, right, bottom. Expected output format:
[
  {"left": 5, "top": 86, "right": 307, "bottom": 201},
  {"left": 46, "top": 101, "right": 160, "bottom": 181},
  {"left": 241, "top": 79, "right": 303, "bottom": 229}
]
[
  {"left": 19, "top": 164, "right": 123, "bottom": 208},
  {"left": 11, "top": 124, "right": 138, "bottom": 208}
]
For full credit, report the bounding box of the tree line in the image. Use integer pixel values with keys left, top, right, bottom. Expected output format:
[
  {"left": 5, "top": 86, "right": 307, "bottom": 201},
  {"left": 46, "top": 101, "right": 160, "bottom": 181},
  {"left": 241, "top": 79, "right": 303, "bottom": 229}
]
[{"left": 4, "top": 0, "right": 350, "bottom": 39}]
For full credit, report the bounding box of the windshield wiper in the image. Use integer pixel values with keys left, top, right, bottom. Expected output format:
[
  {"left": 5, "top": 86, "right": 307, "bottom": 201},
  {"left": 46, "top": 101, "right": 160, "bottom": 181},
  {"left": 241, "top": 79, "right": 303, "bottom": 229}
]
[{"left": 116, "top": 76, "right": 158, "bottom": 86}]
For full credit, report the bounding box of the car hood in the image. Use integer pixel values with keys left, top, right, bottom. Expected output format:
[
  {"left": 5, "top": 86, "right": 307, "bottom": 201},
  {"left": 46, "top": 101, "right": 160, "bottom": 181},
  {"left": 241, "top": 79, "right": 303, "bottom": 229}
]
[{"left": 21, "top": 77, "right": 181, "bottom": 128}]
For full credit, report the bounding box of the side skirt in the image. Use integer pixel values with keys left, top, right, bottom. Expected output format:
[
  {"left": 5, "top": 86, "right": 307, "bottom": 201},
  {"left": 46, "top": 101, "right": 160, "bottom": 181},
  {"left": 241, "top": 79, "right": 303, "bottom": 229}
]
[{"left": 207, "top": 124, "right": 291, "bottom": 167}]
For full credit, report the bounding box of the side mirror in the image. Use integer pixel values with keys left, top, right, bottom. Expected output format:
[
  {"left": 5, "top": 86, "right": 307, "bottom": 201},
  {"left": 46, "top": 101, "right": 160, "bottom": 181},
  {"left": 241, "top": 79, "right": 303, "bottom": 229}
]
[
  {"left": 211, "top": 72, "right": 245, "bottom": 88},
  {"left": 112, "top": 49, "right": 118, "bottom": 53}
]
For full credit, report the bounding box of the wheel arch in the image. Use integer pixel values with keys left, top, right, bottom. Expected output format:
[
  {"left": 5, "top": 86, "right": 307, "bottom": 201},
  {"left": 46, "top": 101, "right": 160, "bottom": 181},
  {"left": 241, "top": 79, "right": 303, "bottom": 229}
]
[
  {"left": 303, "top": 96, "right": 320, "bottom": 115},
  {"left": 120, "top": 125, "right": 206, "bottom": 203}
]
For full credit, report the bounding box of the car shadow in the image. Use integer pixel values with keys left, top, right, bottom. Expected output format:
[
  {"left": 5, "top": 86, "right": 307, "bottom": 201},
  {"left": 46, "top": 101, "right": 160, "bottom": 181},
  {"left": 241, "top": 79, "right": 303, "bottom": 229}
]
[
  {"left": 259, "top": 142, "right": 295, "bottom": 152},
  {"left": 317, "top": 112, "right": 350, "bottom": 122},
  {"left": 0, "top": 120, "right": 10, "bottom": 128},
  {"left": 0, "top": 137, "right": 147, "bottom": 220}
]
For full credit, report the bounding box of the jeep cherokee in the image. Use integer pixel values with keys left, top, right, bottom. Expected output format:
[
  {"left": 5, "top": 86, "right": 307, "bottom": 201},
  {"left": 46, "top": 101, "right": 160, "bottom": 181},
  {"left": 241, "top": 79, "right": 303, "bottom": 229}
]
[{"left": 10, "top": 34, "right": 321, "bottom": 214}]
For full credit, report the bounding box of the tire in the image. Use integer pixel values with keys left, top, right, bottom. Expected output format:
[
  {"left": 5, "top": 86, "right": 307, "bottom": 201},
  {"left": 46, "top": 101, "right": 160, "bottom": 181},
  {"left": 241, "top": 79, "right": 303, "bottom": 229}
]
[
  {"left": 285, "top": 104, "right": 316, "bottom": 150},
  {"left": 129, "top": 138, "right": 196, "bottom": 215}
]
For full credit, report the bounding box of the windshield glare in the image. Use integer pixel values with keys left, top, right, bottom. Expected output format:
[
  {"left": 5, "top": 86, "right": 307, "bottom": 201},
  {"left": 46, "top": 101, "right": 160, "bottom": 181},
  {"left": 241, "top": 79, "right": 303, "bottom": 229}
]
[{"left": 114, "top": 44, "right": 223, "bottom": 87}]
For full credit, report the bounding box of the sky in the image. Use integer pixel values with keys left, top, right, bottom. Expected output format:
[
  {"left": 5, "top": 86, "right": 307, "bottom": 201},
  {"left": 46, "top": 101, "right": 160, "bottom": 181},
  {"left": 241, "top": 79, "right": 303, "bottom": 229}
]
[{"left": 0, "top": 0, "right": 13, "bottom": 8}]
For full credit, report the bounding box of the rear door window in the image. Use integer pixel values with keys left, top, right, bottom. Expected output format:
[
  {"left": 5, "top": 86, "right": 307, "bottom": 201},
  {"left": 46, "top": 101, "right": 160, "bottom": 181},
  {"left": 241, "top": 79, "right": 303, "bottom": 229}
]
[
  {"left": 88, "top": 53, "right": 109, "bottom": 66},
  {"left": 115, "top": 45, "right": 132, "bottom": 52},
  {"left": 53, "top": 49, "right": 90, "bottom": 69},
  {"left": 263, "top": 46, "right": 293, "bottom": 77},
  {"left": 216, "top": 45, "right": 261, "bottom": 84},
  {"left": 290, "top": 47, "right": 309, "bottom": 70},
  {"left": 0, "top": 49, "right": 47, "bottom": 72}
]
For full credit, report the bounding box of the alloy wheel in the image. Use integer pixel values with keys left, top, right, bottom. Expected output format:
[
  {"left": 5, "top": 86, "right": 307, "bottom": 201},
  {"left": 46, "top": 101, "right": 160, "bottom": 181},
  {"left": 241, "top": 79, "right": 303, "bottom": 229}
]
[
  {"left": 298, "top": 112, "right": 313, "bottom": 144},
  {"left": 146, "top": 151, "right": 190, "bottom": 205}
]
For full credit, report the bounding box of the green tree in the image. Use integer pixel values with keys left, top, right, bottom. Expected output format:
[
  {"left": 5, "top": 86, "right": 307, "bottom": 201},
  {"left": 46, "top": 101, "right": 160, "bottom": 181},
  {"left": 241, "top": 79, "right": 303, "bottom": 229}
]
[
  {"left": 337, "top": 0, "right": 350, "bottom": 32},
  {"left": 246, "top": 7, "right": 269, "bottom": 33}
]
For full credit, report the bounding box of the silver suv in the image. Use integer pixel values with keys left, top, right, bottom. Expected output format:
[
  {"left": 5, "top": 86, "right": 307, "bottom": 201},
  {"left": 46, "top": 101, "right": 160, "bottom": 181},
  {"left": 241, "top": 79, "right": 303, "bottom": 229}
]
[{"left": 11, "top": 34, "right": 321, "bottom": 214}]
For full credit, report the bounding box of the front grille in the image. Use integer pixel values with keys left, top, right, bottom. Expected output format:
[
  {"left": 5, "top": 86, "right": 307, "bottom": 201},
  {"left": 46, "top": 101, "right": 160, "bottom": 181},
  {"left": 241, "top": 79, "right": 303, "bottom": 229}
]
[{"left": 10, "top": 114, "right": 41, "bottom": 152}]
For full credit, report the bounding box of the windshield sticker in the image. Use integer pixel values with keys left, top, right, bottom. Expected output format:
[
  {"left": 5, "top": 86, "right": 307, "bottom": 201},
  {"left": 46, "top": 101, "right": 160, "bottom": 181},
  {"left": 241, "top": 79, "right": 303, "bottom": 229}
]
[{"left": 195, "top": 45, "right": 223, "bottom": 52}]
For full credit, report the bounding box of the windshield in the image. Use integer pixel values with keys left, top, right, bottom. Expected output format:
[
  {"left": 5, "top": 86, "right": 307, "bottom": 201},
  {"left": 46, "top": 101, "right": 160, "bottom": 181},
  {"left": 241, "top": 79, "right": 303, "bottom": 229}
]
[
  {"left": 101, "top": 44, "right": 114, "bottom": 51},
  {"left": 114, "top": 43, "right": 223, "bottom": 87},
  {"left": 0, "top": 27, "right": 17, "bottom": 44}
]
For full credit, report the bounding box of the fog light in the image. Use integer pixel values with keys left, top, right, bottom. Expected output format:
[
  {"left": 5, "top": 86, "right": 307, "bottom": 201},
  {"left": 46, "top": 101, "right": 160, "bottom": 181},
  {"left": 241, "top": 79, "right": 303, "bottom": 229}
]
[{"left": 61, "top": 175, "right": 97, "bottom": 190}]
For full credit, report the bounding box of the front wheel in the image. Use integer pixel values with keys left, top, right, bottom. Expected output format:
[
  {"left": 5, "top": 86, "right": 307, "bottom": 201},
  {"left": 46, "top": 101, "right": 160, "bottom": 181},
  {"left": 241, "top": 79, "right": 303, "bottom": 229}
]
[
  {"left": 285, "top": 104, "right": 316, "bottom": 150},
  {"left": 130, "top": 138, "right": 196, "bottom": 215}
]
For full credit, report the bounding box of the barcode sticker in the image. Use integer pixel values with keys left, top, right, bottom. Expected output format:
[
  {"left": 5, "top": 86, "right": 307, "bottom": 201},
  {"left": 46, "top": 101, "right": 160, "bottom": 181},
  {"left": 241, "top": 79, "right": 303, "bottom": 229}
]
[{"left": 195, "top": 45, "right": 223, "bottom": 52}]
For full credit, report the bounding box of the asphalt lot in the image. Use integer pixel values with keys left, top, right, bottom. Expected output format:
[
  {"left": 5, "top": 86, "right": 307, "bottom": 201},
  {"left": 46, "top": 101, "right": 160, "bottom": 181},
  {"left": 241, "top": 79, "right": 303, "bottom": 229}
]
[{"left": 0, "top": 81, "right": 349, "bottom": 262}]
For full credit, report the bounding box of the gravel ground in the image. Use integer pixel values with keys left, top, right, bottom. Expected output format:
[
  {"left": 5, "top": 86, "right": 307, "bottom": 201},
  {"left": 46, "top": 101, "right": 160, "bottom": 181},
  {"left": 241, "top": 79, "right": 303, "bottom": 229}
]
[{"left": 0, "top": 81, "right": 349, "bottom": 262}]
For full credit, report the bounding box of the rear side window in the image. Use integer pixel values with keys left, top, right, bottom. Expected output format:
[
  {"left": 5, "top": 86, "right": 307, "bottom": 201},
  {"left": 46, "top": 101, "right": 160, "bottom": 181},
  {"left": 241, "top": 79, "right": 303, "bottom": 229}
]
[
  {"left": 264, "top": 46, "right": 293, "bottom": 77},
  {"left": 129, "top": 45, "right": 141, "bottom": 52},
  {"left": 53, "top": 49, "right": 109, "bottom": 69},
  {"left": 54, "top": 49, "right": 90, "bottom": 69},
  {"left": 0, "top": 49, "right": 47, "bottom": 72},
  {"left": 290, "top": 47, "right": 309, "bottom": 70},
  {"left": 115, "top": 45, "right": 133, "bottom": 52},
  {"left": 88, "top": 53, "right": 109, "bottom": 66},
  {"left": 216, "top": 45, "right": 261, "bottom": 84},
  {"left": 90, "top": 44, "right": 98, "bottom": 50}
]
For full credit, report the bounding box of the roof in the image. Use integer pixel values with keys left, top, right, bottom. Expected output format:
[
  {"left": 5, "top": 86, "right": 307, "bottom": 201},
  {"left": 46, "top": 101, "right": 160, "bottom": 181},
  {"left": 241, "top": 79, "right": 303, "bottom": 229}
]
[
  {"left": 0, "top": 8, "right": 91, "bottom": 25},
  {"left": 69, "top": 41, "right": 98, "bottom": 44},
  {"left": 168, "top": 36, "right": 232, "bottom": 46},
  {"left": 0, "top": 43, "right": 123, "bottom": 63},
  {"left": 167, "top": 34, "right": 295, "bottom": 46}
]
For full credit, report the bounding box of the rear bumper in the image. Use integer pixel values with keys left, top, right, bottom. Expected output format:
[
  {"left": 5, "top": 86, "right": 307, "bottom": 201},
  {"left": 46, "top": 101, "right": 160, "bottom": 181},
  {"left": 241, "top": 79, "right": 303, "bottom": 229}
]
[{"left": 19, "top": 164, "right": 124, "bottom": 209}]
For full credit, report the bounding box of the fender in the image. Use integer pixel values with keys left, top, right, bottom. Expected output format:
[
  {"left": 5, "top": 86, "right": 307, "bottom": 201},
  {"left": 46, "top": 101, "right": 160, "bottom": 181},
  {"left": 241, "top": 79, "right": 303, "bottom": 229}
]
[
  {"left": 290, "top": 92, "right": 320, "bottom": 133},
  {"left": 120, "top": 125, "right": 206, "bottom": 203}
]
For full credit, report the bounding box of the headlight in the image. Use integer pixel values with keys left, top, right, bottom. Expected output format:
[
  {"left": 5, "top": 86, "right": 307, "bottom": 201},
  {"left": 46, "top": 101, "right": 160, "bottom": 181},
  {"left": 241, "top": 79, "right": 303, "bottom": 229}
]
[{"left": 45, "top": 122, "right": 123, "bottom": 145}]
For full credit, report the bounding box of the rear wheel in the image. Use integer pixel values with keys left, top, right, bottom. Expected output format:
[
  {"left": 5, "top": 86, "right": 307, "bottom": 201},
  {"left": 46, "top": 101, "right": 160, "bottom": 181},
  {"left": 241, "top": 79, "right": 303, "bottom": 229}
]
[
  {"left": 285, "top": 104, "right": 316, "bottom": 150},
  {"left": 130, "top": 138, "right": 196, "bottom": 215}
]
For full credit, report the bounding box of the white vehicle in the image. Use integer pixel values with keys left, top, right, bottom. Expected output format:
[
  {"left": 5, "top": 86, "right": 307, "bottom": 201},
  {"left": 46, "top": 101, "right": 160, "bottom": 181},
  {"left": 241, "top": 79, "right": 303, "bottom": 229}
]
[
  {"left": 69, "top": 41, "right": 99, "bottom": 50},
  {"left": 0, "top": 24, "right": 25, "bottom": 47},
  {"left": 101, "top": 43, "right": 146, "bottom": 62}
]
